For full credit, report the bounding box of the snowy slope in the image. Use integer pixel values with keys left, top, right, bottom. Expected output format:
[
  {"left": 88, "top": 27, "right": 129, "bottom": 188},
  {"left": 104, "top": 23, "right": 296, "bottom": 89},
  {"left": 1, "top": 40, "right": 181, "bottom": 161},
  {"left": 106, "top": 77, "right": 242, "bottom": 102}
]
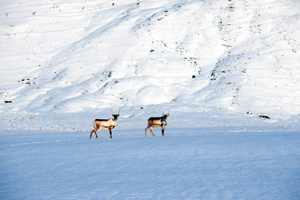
[{"left": 1, "top": 0, "right": 300, "bottom": 131}]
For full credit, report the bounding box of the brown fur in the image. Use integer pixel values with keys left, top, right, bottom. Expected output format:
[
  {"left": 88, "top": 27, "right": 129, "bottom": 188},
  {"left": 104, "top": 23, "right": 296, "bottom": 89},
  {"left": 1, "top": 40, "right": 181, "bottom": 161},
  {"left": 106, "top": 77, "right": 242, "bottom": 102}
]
[
  {"left": 145, "top": 112, "right": 170, "bottom": 137},
  {"left": 90, "top": 110, "right": 120, "bottom": 139}
]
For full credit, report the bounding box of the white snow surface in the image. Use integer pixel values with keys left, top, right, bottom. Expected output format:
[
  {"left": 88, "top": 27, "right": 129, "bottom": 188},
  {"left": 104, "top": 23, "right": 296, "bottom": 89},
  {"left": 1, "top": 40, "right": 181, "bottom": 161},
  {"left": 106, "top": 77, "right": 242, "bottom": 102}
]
[
  {"left": 1, "top": 0, "right": 300, "bottom": 199},
  {"left": 1, "top": 129, "right": 300, "bottom": 199},
  {"left": 0, "top": 128, "right": 300, "bottom": 200}
]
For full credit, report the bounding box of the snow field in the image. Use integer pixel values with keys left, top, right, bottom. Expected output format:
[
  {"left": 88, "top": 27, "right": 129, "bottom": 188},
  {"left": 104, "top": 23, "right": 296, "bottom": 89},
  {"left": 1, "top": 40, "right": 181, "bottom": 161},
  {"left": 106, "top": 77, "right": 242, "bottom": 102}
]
[
  {"left": 1, "top": 129, "right": 300, "bottom": 199},
  {"left": 1, "top": 109, "right": 299, "bottom": 132}
]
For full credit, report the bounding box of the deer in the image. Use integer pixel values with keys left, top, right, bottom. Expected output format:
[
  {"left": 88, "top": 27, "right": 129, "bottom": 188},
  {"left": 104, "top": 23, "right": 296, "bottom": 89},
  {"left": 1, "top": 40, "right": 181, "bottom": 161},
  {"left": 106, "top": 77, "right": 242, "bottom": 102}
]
[
  {"left": 145, "top": 111, "right": 170, "bottom": 137},
  {"left": 90, "top": 110, "right": 120, "bottom": 139}
]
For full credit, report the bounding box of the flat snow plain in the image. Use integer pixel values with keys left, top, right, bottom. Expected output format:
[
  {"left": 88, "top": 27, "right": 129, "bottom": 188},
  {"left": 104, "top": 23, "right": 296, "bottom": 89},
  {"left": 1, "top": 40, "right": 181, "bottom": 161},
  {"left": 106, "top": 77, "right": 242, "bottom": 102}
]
[{"left": 1, "top": 128, "right": 299, "bottom": 200}]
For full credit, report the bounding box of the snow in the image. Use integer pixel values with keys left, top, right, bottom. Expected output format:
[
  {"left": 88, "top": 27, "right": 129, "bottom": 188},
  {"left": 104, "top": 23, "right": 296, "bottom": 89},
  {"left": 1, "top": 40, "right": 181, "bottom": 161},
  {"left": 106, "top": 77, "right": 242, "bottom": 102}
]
[
  {"left": 1, "top": 129, "right": 300, "bottom": 199},
  {"left": 1, "top": 0, "right": 300, "bottom": 124},
  {"left": 1, "top": 0, "right": 300, "bottom": 199}
]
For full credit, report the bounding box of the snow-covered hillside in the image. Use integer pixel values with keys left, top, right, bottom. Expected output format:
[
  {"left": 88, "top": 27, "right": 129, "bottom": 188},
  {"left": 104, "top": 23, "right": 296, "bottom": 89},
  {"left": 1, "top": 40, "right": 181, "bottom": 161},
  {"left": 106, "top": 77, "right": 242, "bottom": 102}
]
[{"left": 1, "top": 0, "right": 300, "bottom": 131}]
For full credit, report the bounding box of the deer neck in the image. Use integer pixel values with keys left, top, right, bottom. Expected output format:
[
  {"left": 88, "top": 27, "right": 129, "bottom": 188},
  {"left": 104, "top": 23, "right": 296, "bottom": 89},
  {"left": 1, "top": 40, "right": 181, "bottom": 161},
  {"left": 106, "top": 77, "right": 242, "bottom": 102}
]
[
  {"left": 165, "top": 116, "right": 169, "bottom": 125},
  {"left": 112, "top": 117, "right": 118, "bottom": 125}
]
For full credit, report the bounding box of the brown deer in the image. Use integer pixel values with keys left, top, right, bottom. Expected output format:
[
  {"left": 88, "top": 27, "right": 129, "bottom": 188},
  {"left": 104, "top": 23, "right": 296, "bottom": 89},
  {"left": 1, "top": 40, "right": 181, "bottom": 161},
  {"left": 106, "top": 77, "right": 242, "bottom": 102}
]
[
  {"left": 145, "top": 111, "right": 170, "bottom": 137},
  {"left": 90, "top": 110, "right": 120, "bottom": 139}
]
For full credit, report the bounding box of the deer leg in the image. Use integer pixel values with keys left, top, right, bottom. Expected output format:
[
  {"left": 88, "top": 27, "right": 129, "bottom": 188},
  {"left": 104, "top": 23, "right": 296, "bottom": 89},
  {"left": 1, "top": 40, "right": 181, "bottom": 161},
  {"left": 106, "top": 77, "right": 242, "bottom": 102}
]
[
  {"left": 90, "top": 129, "right": 99, "bottom": 139},
  {"left": 94, "top": 124, "right": 100, "bottom": 139},
  {"left": 145, "top": 121, "right": 151, "bottom": 137},
  {"left": 161, "top": 125, "right": 165, "bottom": 136},
  {"left": 94, "top": 129, "right": 99, "bottom": 139},
  {"left": 90, "top": 129, "right": 94, "bottom": 139},
  {"left": 91, "top": 122, "right": 100, "bottom": 139},
  {"left": 109, "top": 128, "right": 112, "bottom": 139},
  {"left": 145, "top": 126, "right": 149, "bottom": 137},
  {"left": 150, "top": 127, "right": 155, "bottom": 137}
]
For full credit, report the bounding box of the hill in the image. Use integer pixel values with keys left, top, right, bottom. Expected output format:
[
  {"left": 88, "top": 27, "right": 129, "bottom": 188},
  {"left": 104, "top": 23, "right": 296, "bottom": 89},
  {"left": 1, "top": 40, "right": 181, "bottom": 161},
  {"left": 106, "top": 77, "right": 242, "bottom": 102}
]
[{"left": 1, "top": 0, "right": 300, "bottom": 131}]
